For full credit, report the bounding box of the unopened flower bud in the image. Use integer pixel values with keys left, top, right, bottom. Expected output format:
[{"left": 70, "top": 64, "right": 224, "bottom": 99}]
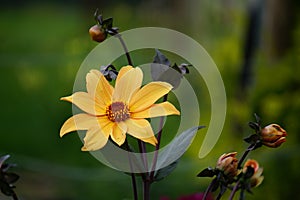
[
  {"left": 260, "top": 124, "right": 287, "bottom": 148},
  {"left": 216, "top": 152, "right": 239, "bottom": 177},
  {"left": 89, "top": 25, "right": 107, "bottom": 43},
  {"left": 243, "top": 159, "right": 264, "bottom": 187}
]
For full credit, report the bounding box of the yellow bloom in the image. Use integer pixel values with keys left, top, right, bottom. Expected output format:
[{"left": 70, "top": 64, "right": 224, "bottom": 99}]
[{"left": 60, "top": 66, "right": 180, "bottom": 151}]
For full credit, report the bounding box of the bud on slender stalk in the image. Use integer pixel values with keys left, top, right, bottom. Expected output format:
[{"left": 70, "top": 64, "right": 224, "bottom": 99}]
[
  {"left": 216, "top": 152, "right": 239, "bottom": 177},
  {"left": 89, "top": 25, "right": 107, "bottom": 43},
  {"left": 243, "top": 159, "right": 264, "bottom": 187},
  {"left": 260, "top": 124, "right": 287, "bottom": 148}
]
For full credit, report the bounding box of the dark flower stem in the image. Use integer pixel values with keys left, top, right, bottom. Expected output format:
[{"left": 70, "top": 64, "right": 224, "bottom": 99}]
[
  {"left": 203, "top": 177, "right": 217, "bottom": 200},
  {"left": 131, "top": 173, "right": 138, "bottom": 200},
  {"left": 229, "top": 179, "right": 241, "bottom": 200},
  {"left": 239, "top": 189, "right": 245, "bottom": 200},
  {"left": 124, "top": 139, "right": 139, "bottom": 200},
  {"left": 149, "top": 94, "right": 168, "bottom": 180},
  {"left": 143, "top": 179, "right": 151, "bottom": 200},
  {"left": 114, "top": 33, "right": 133, "bottom": 66},
  {"left": 216, "top": 192, "right": 223, "bottom": 200},
  {"left": 238, "top": 143, "right": 256, "bottom": 169},
  {"left": 11, "top": 191, "right": 18, "bottom": 200}
]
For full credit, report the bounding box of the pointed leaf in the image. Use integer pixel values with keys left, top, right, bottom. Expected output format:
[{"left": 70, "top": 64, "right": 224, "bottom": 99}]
[
  {"left": 0, "top": 155, "right": 10, "bottom": 168},
  {"left": 197, "top": 167, "right": 216, "bottom": 177},
  {"left": 248, "top": 122, "right": 260, "bottom": 132},
  {"left": 156, "top": 67, "right": 182, "bottom": 89},
  {"left": 153, "top": 49, "right": 171, "bottom": 66},
  {"left": 155, "top": 126, "right": 205, "bottom": 170},
  {"left": 1, "top": 164, "right": 16, "bottom": 172},
  {"left": 4, "top": 173, "right": 19, "bottom": 184},
  {"left": 244, "top": 134, "right": 260, "bottom": 144},
  {"left": 254, "top": 113, "right": 261, "bottom": 125},
  {"left": 151, "top": 49, "right": 170, "bottom": 81},
  {"left": 103, "top": 17, "right": 113, "bottom": 29},
  {"left": 154, "top": 160, "right": 179, "bottom": 182}
]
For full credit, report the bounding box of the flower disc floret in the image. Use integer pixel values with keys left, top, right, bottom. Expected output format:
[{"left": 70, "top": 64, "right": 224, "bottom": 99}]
[{"left": 106, "top": 102, "right": 130, "bottom": 122}]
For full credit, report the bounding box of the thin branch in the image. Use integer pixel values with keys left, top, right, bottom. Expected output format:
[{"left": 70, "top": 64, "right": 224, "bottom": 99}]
[
  {"left": 203, "top": 177, "right": 217, "bottom": 200},
  {"left": 124, "top": 140, "right": 139, "bottom": 200},
  {"left": 228, "top": 179, "right": 241, "bottom": 200},
  {"left": 150, "top": 94, "right": 168, "bottom": 180},
  {"left": 114, "top": 33, "right": 133, "bottom": 66},
  {"left": 238, "top": 143, "right": 256, "bottom": 169}
]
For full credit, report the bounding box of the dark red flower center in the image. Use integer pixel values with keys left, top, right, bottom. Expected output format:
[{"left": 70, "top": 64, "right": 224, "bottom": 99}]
[{"left": 106, "top": 102, "right": 130, "bottom": 122}]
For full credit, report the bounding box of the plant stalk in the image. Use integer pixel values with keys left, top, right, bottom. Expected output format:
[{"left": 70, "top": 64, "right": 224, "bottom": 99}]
[
  {"left": 114, "top": 33, "right": 133, "bottom": 66},
  {"left": 203, "top": 177, "right": 217, "bottom": 200},
  {"left": 150, "top": 94, "right": 168, "bottom": 180},
  {"left": 238, "top": 143, "right": 256, "bottom": 169},
  {"left": 143, "top": 179, "right": 151, "bottom": 200},
  {"left": 228, "top": 179, "right": 241, "bottom": 200}
]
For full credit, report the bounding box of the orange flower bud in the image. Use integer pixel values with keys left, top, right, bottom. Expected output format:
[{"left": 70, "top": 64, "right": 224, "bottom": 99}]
[
  {"left": 216, "top": 152, "right": 239, "bottom": 177},
  {"left": 260, "top": 124, "right": 287, "bottom": 148},
  {"left": 243, "top": 159, "right": 264, "bottom": 187},
  {"left": 89, "top": 25, "right": 107, "bottom": 43}
]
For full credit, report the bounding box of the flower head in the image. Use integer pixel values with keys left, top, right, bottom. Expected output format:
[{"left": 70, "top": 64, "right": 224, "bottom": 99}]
[
  {"left": 243, "top": 159, "right": 264, "bottom": 188},
  {"left": 260, "top": 124, "right": 287, "bottom": 148},
  {"left": 60, "top": 66, "right": 180, "bottom": 151},
  {"left": 216, "top": 152, "right": 239, "bottom": 177}
]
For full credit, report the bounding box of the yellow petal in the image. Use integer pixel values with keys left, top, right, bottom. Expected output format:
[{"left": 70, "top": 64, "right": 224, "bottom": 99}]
[
  {"left": 86, "top": 69, "right": 113, "bottom": 106},
  {"left": 129, "top": 81, "right": 172, "bottom": 112},
  {"left": 131, "top": 102, "right": 180, "bottom": 118},
  {"left": 61, "top": 92, "right": 106, "bottom": 115},
  {"left": 81, "top": 126, "right": 109, "bottom": 151},
  {"left": 86, "top": 69, "right": 102, "bottom": 96},
  {"left": 113, "top": 67, "right": 143, "bottom": 103},
  {"left": 60, "top": 113, "right": 98, "bottom": 137},
  {"left": 96, "top": 117, "right": 114, "bottom": 138},
  {"left": 111, "top": 123, "right": 127, "bottom": 146},
  {"left": 139, "top": 136, "right": 158, "bottom": 146},
  {"left": 115, "top": 65, "right": 133, "bottom": 83},
  {"left": 125, "top": 119, "right": 157, "bottom": 145}
]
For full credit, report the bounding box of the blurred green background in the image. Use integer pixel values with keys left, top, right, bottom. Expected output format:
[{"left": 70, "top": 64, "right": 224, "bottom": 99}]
[{"left": 1, "top": 0, "right": 299, "bottom": 199}]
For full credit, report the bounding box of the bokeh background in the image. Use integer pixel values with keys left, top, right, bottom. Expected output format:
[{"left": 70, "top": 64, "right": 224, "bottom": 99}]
[{"left": 1, "top": 0, "right": 299, "bottom": 199}]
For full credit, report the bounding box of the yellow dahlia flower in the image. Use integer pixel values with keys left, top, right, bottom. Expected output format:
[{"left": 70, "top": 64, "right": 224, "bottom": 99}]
[{"left": 60, "top": 66, "right": 180, "bottom": 151}]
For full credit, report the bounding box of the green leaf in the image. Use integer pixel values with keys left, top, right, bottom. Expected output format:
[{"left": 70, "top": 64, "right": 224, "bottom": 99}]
[
  {"left": 197, "top": 167, "right": 216, "bottom": 177},
  {"left": 155, "top": 126, "right": 205, "bottom": 171},
  {"left": 153, "top": 49, "right": 171, "bottom": 66},
  {"left": 151, "top": 49, "right": 170, "bottom": 81},
  {"left": 155, "top": 67, "right": 182, "bottom": 89},
  {"left": 254, "top": 113, "right": 261, "bottom": 125},
  {"left": 248, "top": 122, "right": 260, "bottom": 132},
  {"left": 151, "top": 50, "right": 190, "bottom": 89},
  {"left": 4, "top": 173, "right": 19, "bottom": 184},
  {"left": 244, "top": 134, "right": 260, "bottom": 144},
  {"left": 154, "top": 160, "right": 179, "bottom": 182},
  {"left": 0, "top": 155, "right": 10, "bottom": 168},
  {"left": 102, "top": 17, "right": 113, "bottom": 29}
]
